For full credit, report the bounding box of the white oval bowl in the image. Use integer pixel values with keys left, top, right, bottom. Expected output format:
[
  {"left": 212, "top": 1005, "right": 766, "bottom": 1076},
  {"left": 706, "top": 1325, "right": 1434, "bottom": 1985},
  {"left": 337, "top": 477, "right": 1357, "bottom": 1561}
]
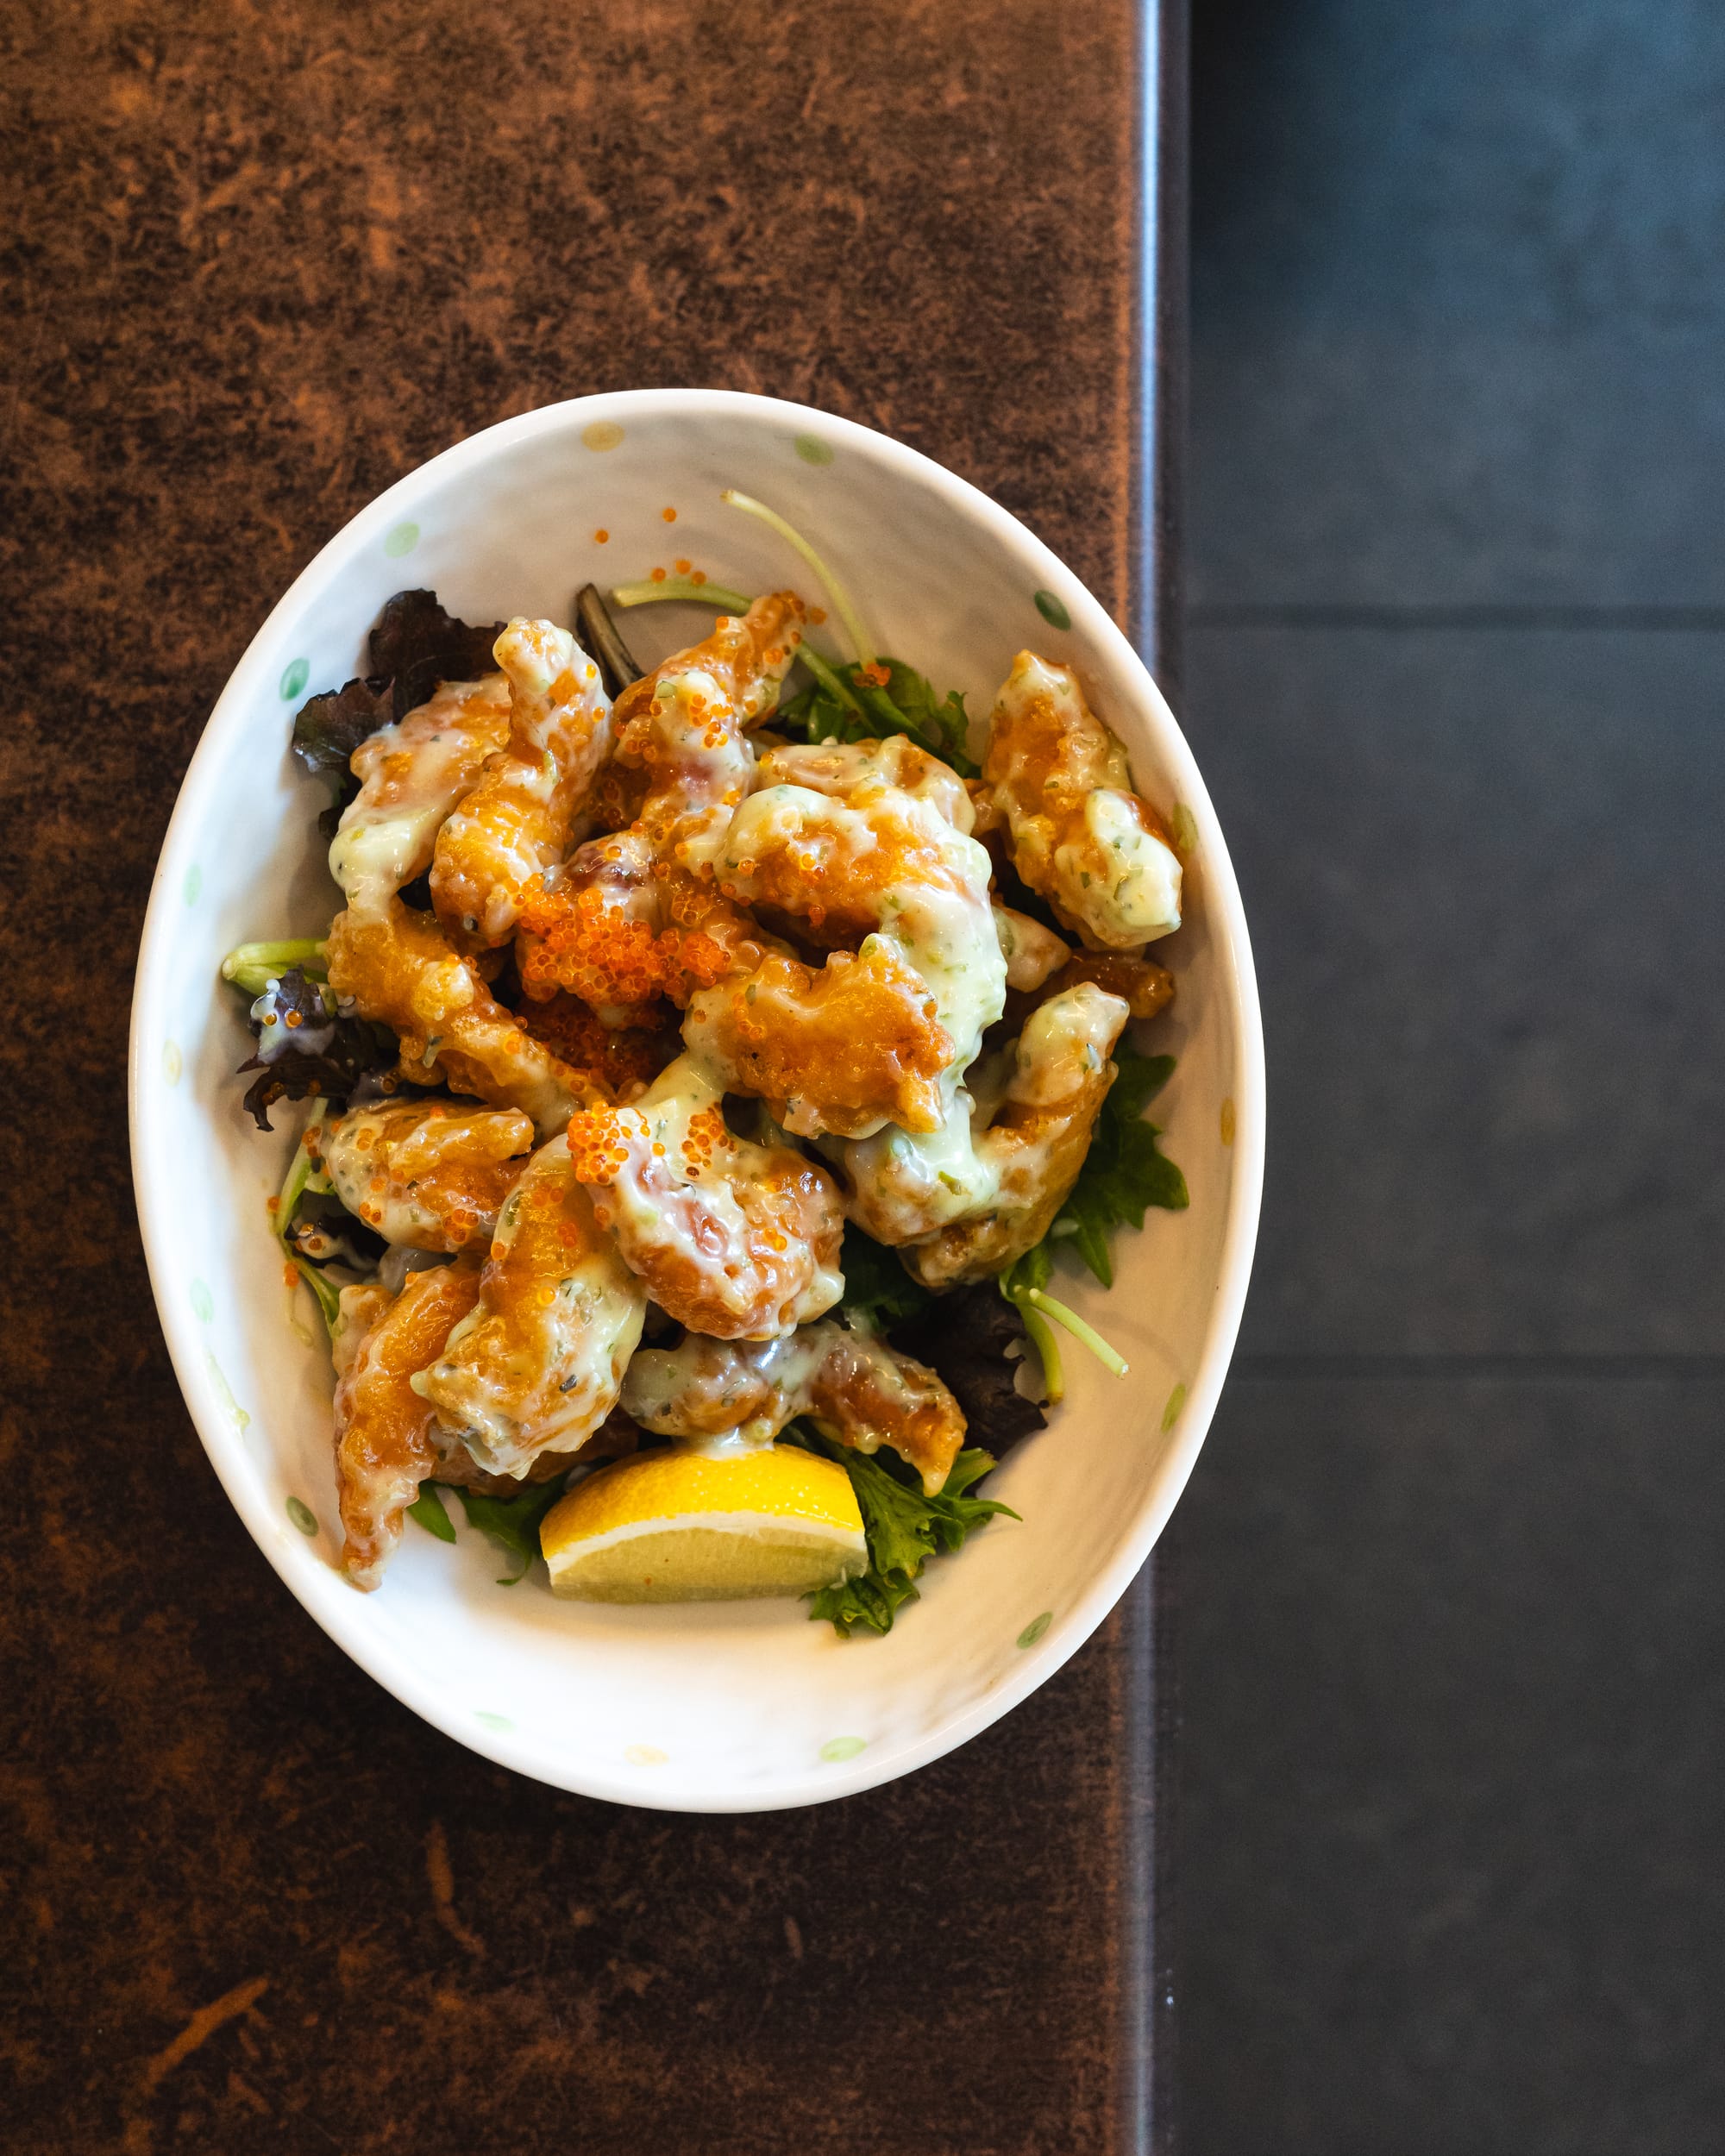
[{"left": 129, "top": 388, "right": 1264, "bottom": 1813}]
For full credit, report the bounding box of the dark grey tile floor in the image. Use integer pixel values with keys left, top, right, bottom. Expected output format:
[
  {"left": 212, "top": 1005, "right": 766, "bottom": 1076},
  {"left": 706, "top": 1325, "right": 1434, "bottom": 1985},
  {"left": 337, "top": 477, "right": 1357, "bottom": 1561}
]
[
  {"left": 1184, "top": 1379, "right": 1725, "bottom": 2156},
  {"left": 1180, "top": 2, "right": 1725, "bottom": 2150}
]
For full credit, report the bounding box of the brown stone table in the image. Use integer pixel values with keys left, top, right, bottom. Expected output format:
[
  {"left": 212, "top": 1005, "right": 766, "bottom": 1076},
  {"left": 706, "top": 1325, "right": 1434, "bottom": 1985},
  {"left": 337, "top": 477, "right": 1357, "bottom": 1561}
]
[{"left": 1, "top": 3, "right": 1186, "bottom": 2147}]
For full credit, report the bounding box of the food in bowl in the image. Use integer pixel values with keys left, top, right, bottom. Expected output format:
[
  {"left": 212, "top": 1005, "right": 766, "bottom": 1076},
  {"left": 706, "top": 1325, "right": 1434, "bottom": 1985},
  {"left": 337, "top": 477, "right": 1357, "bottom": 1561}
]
[{"left": 219, "top": 494, "right": 1189, "bottom": 1632}]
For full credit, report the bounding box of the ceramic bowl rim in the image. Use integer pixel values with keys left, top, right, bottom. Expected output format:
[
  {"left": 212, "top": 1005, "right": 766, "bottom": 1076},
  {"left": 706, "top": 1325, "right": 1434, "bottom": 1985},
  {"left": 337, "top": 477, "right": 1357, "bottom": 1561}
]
[{"left": 128, "top": 386, "right": 1265, "bottom": 1811}]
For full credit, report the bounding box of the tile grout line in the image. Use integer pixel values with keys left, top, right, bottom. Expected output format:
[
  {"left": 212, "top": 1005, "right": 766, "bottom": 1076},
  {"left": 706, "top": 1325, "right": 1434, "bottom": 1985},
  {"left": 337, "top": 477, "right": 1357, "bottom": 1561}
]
[
  {"left": 1188, "top": 603, "right": 1725, "bottom": 630},
  {"left": 1232, "top": 1353, "right": 1725, "bottom": 1382}
]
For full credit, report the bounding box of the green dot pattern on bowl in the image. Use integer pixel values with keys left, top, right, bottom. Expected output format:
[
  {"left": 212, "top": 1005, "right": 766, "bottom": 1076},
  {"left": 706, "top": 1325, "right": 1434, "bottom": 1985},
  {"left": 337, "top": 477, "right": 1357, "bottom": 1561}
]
[
  {"left": 1160, "top": 1382, "right": 1189, "bottom": 1435},
  {"left": 285, "top": 1495, "right": 317, "bottom": 1535},
  {"left": 582, "top": 419, "right": 625, "bottom": 452},
  {"left": 383, "top": 519, "right": 420, "bottom": 559},
  {"left": 1033, "top": 589, "right": 1071, "bottom": 631},
  {"left": 624, "top": 1743, "right": 668, "bottom": 1767},
  {"left": 279, "top": 658, "right": 309, "bottom": 701},
  {"left": 161, "top": 1039, "right": 182, "bottom": 1086},
  {"left": 819, "top": 1735, "right": 867, "bottom": 1764},
  {"left": 794, "top": 434, "right": 834, "bottom": 466},
  {"left": 190, "top": 1277, "right": 214, "bottom": 1324},
  {"left": 182, "top": 864, "right": 202, "bottom": 906},
  {"left": 1017, "top": 1610, "right": 1054, "bottom": 1649},
  {"left": 474, "top": 1710, "right": 513, "bottom": 1732}
]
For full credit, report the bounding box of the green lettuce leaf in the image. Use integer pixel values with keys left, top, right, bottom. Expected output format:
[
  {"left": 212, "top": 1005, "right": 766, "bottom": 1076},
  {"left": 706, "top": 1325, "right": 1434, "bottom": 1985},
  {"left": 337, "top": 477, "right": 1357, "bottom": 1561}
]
[
  {"left": 406, "top": 1484, "right": 456, "bottom": 1544},
  {"left": 837, "top": 1224, "right": 934, "bottom": 1332},
  {"left": 777, "top": 654, "right": 978, "bottom": 778},
  {"left": 793, "top": 1429, "right": 1017, "bottom": 1638},
  {"left": 1050, "top": 1045, "right": 1187, "bottom": 1287},
  {"left": 448, "top": 1476, "right": 570, "bottom": 1585}
]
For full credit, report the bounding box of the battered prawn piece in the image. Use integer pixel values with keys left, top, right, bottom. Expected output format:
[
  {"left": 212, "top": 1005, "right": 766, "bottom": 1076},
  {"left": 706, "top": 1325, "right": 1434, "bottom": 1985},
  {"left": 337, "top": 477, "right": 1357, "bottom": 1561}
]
[
  {"left": 416, "top": 1136, "right": 646, "bottom": 1478},
  {"left": 324, "top": 899, "right": 595, "bottom": 1136},
  {"left": 756, "top": 735, "right": 975, "bottom": 830},
  {"left": 331, "top": 1282, "right": 392, "bottom": 1377},
  {"left": 319, "top": 1100, "right": 534, "bottom": 1251},
  {"left": 512, "top": 592, "right": 804, "bottom": 1012},
  {"left": 683, "top": 942, "right": 952, "bottom": 1138},
  {"left": 984, "top": 652, "right": 1182, "bottom": 949},
  {"left": 618, "top": 589, "right": 808, "bottom": 868},
  {"left": 842, "top": 982, "right": 1130, "bottom": 1268},
  {"left": 688, "top": 776, "right": 1003, "bottom": 1132},
  {"left": 430, "top": 618, "right": 613, "bottom": 944},
  {"left": 566, "top": 1051, "right": 844, "bottom": 1339},
  {"left": 996, "top": 941, "right": 1174, "bottom": 1037},
  {"left": 622, "top": 1321, "right": 967, "bottom": 1494},
  {"left": 992, "top": 904, "right": 1070, "bottom": 991},
  {"left": 332, "top": 1259, "right": 484, "bottom": 1589},
  {"left": 329, "top": 675, "right": 513, "bottom": 918},
  {"left": 1045, "top": 946, "right": 1174, "bottom": 1021}
]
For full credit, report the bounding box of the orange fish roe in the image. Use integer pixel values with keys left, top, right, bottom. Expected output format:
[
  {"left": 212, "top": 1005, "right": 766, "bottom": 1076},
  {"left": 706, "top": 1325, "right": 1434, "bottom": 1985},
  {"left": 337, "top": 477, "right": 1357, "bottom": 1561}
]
[
  {"left": 566, "top": 1103, "right": 637, "bottom": 1185},
  {"left": 858, "top": 661, "right": 891, "bottom": 688},
  {"left": 681, "top": 1103, "right": 730, "bottom": 1168},
  {"left": 674, "top": 557, "right": 692, "bottom": 574},
  {"left": 593, "top": 528, "right": 609, "bottom": 543},
  {"left": 692, "top": 570, "right": 708, "bottom": 586},
  {"left": 662, "top": 506, "right": 677, "bottom": 523},
  {"left": 518, "top": 884, "right": 731, "bottom": 1012},
  {"left": 650, "top": 566, "right": 668, "bottom": 583},
  {"left": 809, "top": 605, "right": 826, "bottom": 624}
]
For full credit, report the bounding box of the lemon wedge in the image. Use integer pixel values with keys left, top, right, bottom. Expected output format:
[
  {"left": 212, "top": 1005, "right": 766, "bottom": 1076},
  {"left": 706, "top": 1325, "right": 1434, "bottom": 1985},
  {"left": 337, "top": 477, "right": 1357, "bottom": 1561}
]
[{"left": 541, "top": 1445, "right": 868, "bottom": 1603}]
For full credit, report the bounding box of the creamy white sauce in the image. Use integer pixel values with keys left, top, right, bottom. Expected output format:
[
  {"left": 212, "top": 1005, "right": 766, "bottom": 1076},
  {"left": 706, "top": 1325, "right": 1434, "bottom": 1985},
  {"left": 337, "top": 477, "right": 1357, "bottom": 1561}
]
[
  {"left": 329, "top": 676, "right": 511, "bottom": 916},
  {"left": 417, "top": 1136, "right": 646, "bottom": 1476}
]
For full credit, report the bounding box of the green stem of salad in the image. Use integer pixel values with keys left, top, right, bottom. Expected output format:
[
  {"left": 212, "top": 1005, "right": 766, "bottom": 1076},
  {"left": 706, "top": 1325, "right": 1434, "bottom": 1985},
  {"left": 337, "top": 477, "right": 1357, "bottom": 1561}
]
[
  {"left": 720, "top": 488, "right": 876, "bottom": 665},
  {"left": 611, "top": 577, "right": 753, "bottom": 613},
  {"left": 291, "top": 1256, "right": 343, "bottom": 1335},
  {"left": 793, "top": 638, "right": 868, "bottom": 715},
  {"left": 275, "top": 1104, "right": 342, "bottom": 1339},
  {"left": 1023, "top": 1288, "right": 1130, "bottom": 1378},
  {"left": 1008, "top": 1289, "right": 1067, "bottom": 1405},
  {"left": 273, "top": 1102, "right": 328, "bottom": 1244},
  {"left": 221, "top": 938, "right": 329, "bottom": 994}
]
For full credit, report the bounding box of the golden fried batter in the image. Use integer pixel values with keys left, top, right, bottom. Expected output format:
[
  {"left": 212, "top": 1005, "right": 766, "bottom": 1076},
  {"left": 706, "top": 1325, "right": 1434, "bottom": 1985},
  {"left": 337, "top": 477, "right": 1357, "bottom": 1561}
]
[
  {"left": 901, "top": 983, "right": 1130, "bottom": 1286},
  {"left": 566, "top": 1052, "right": 844, "bottom": 1340},
  {"left": 615, "top": 590, "right": 807, "bottom": 862},
  {"left": 683, "top": 943, "right": 952, "bottom": 1138},
  {"left": 512, "top": 592, "right": 804, "bottom": 1018},
  {"left": 1046, "top": 947, "right": 1174, "bottom": 1020},
  {"left": 417, "top": 1136, "right": 647, "bottom": 1477},
  {"left": 318, "top": 1100, "right": 534, "bottom": 1252},
  {"left": 983, "top": 652, "right": 1182, "bottom": 950},
  {"left": 333, "top": 1259, "right": 484, "bottom": 1590},
  {"left": 329, "top": 675, "right": 513, "bottom": 918},
  {"left": 687, "top": 771, "right": 1000, "bottom": 1135},
  {"left": 325, "top": 898, "right": 598, "bottom": 1136},
  {"left": 622, "top": 1321, "right": 966, "bottom": 1494}
]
